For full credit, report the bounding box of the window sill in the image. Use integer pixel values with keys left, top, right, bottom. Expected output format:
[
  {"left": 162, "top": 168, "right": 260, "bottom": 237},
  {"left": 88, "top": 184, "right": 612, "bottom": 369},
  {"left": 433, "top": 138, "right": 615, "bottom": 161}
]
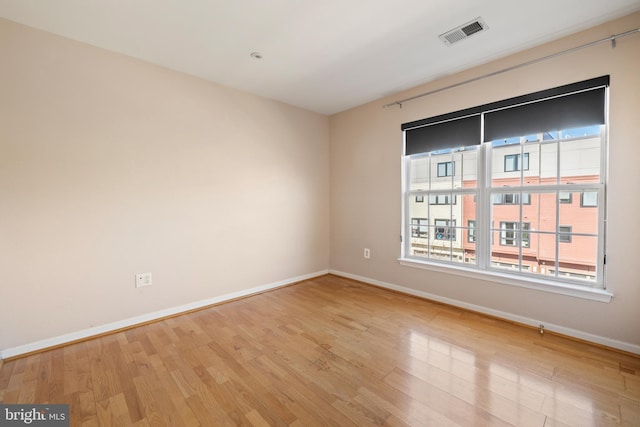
[{"left": 398, "top": 258, "right": 613, "bottom": 302}]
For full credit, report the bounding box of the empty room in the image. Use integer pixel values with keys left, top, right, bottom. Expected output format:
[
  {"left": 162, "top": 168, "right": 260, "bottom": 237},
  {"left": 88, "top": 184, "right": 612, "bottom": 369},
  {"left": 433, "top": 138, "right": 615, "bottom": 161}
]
[{"left": 1, "top": 1, "right": 639, "bottom": 426}]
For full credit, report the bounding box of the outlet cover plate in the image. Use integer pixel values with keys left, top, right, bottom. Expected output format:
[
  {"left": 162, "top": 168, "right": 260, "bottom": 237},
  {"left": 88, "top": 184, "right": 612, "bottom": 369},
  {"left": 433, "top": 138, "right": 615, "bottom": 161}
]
[{"left": 136, "top": 272, "right": 152, "bottom": 288}]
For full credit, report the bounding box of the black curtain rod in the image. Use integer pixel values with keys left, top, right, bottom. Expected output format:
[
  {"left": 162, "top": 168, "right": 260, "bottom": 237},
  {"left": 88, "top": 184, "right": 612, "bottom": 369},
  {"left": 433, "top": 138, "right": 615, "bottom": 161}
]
[{"left": 383, "top": 28, "right": 640, "bottom": 109}]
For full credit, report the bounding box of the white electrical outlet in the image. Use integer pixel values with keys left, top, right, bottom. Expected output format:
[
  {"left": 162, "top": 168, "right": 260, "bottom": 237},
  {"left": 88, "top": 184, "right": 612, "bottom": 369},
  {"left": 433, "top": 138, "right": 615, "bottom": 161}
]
[
  {"left": 136, "top": 272, "right": 152, "bottom": 288},
  {"left": 364, "top": 248, "right": 371, "bottom": 259}
]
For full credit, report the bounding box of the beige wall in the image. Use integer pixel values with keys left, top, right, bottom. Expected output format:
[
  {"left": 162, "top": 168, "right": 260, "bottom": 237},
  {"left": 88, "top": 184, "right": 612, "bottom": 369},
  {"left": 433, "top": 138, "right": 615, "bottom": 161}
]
[
  {"left": 330, "top": 13, "right": 640, "bottom": 349},
  {"left": 0, "top": 19, "right": 330, "bottom": 352}
]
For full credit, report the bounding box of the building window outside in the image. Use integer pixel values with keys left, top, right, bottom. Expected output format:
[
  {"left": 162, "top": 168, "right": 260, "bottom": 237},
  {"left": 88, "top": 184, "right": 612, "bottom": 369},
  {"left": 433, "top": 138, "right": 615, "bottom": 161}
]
[
  {"left": 492, "top": 193, "right": 531, "bottom": 205},
  {"left": 437, "top": 161, "right": 454, "bottom": 177},
  {"left": 415, "top": 195, "right": 424, "bottom": 203},
  {"left": 411, "top": 218, "right": 428, "bottom": 238},
  {"left": 499, "top": 222, "right": 530, "bottom": 247},
  {"left": 559, "top": 191, "right": 572, "bottom": 204},
  {"left": 435, "top": 219, "right": 456, "bottom": 240},
  {"left": 559, "top": 225, "right": 572, "bottom": 243},
  {"left": 504, "top": 153, "right": 529, "bottom": 172},
  {"left": 468, "top": 220, "right": 476, "bottom": 243},
  {"left": 581, "top": 191, "right": 598, "bottom": 207},
  {"left": 429, "top": 194, "right": 457, "bottom": 205}
]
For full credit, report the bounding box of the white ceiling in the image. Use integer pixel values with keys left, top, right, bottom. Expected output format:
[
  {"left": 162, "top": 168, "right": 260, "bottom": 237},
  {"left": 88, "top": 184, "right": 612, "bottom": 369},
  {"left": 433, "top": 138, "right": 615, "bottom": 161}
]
[{"left": 1, "top": 0, "right": 639, "bottom": 115}]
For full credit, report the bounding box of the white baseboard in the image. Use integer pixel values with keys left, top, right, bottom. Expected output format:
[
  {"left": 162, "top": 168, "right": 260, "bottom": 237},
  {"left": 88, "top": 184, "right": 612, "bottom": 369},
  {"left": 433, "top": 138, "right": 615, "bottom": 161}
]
[
  {"left": 0, "top": 270, "right": 329, "bottom": 360},
  {"left": 329, "top": 270, "right": 640, "bottom": 355}
]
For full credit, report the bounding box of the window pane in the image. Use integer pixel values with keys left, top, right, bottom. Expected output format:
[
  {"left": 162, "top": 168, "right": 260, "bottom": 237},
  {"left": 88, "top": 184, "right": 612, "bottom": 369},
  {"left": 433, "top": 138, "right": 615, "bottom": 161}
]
[
  {"left": 408, "top": 193, "right": 429, "bottom": 258},
  {"left": 462, "top": 194, "right": 477, "bottom": 259},
  {"left": 528, "top": 232, "right": 557, "bottom": 278},
  {"left": 463, "top": 240, "right": 476, "bottom": 265},
  {"left": 536, "top": 141, "right": 558, "bottom": 185},
  {"left": 491, "top": 193, "right": 522, "bottom": 228},
  {"left": 492, "top": 137, "right": 520, "bottom": 147},
  {"left": 491, "top": 144, "right": 523, "bottom": 186},
  {"left": 491, "top": 230, "right": 558, "bottom": 278},
  {"left": 453, "top": 147, "right": 478, "bottom": 189},
  {"left": 561, "top": 125, "right": 601, "bottom": 139},
  {"left": 522, "top": 143, "right": 541, "bottom": 186},
  {"left": 491, "top": 242, "right": 527, "bottom": 273},
  {"left": 560, "top": 192, "right": 598, "bottom": 235},
  {"left": 406, "top": 150, "right": 475, "bottom": 264},
  {"left": 559, "top": 134, "right": 601, "bottom": 183},
  {"left": 410, "top": 156, "right": 429, "bottom": 190},
  {"left": 450, "top": 226, "right": 472, "bottom": 265},
  {"left": 557, "top": 235, "right": 598, "bottom": 282},
  {"left": 430, "top": 224, "right": 452, "bottom": 261},
  {"left": 491, "top": 192, "right": 557, "bottom": 271},
  {"left": 432, "top": 153, "right": 453, "bottom": 187},
  {"left": 526, "top": 193, "right": 557, "bottom": 270}
]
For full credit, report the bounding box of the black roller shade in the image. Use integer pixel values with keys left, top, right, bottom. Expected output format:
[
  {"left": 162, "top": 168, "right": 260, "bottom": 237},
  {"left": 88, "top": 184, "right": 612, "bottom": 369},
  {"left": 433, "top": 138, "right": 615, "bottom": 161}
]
[
  {"left": 402, "top": 76, "right": 608, "bottom": 155},
  {"left": 484, "top": 87, "right": 606, "bottom": 142},
  {"left": 404, "top": 114, "right": 481, "bottom": 155}
]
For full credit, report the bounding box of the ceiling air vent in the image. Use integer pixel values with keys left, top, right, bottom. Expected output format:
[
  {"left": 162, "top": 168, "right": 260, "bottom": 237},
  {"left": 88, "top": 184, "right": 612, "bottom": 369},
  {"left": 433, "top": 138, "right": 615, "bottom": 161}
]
[{"left": 439, "top": 17, "right": 488, "bottom": 46}]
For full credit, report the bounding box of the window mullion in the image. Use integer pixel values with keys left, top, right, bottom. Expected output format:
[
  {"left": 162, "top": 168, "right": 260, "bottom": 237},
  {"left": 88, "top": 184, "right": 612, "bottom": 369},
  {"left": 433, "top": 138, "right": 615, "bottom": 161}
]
[
  {"left": 598, "top": 111, "right": 608, "bottom": 285},
  {"left": 402, "top": 155, "right": 411, "bottom": 257},
  {"left": 478, "top": 118, "right": 490, "bottom": 270}
]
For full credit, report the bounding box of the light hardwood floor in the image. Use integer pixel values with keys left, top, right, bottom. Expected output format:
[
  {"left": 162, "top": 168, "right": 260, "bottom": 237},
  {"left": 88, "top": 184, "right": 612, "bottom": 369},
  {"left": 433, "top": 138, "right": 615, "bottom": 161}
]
[{"left": 1, "top": 275, "right": 638, "bottom": 426}]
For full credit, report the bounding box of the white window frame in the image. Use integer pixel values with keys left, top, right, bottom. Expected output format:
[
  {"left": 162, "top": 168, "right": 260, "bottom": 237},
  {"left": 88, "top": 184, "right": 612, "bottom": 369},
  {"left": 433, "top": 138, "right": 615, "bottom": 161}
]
[{"left": 399, "top": 84, "right": 611, "bottom": 303}]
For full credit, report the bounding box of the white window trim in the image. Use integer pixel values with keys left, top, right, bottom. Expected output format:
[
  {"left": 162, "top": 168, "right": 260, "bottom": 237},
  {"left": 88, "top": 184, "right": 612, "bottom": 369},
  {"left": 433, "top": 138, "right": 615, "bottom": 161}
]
[
  {"left": 401, "top": 80, "right": 610, "bottom": 301},
  {"left": 398, "top": 257, "right": 612, "bottom": 302}
]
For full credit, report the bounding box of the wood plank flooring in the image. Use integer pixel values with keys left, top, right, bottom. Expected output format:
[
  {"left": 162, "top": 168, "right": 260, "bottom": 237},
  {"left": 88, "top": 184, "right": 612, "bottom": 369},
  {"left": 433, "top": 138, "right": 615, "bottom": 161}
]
[{"left": 1, "top": 274, "right": 639, "bottom": 426}]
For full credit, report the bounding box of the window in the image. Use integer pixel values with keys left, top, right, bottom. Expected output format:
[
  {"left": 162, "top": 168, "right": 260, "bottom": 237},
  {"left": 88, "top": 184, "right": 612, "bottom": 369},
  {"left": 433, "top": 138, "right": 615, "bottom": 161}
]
[
  {"left": 559, "top": 191, "right": 572, "bottom": 204},
  {"left": 504, "top": 153, "right": 529, "bottom": 172},
  {"left": 415, "top": 195, "right": 424, "bottom": 203},
  {"left": 411, "top": 218, "right": 428, "bottom": 238},
  {"left": 499, "top": 222, "right": 530, "bottom": 247},
  {"left": 435, "top": 219, "right": 456, "bottom": 240},
  {"left": 437, "top": 161, "right": 454, "bottom": 177},
  {"left": 559, "top": 225, "right": 572, "bottom": 243},
  {"left": 468, "top": 220, "right": 476, "bottom": 243},
  {"left": 581, "top": 191, "right": 598, "bottom": 207},
  {"left": 492, "top": 193, "right": 531, "bottom": 205},
  {"left": 429, "top": 194, "right": 457, "bottom": 205},
  {"left": 402, "top": 76, "right": 608, "bottom": 290}
]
